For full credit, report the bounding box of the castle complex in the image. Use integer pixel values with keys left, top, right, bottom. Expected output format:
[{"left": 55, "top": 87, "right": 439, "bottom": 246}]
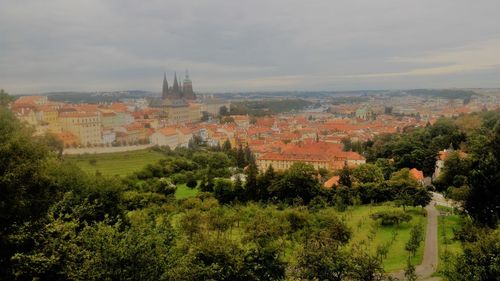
[
  {"left": 161, "top": 71, "right": 196, "bottom": 100},
  {"left": 150, "top": 71, "right": 201, "bottom": 124}
]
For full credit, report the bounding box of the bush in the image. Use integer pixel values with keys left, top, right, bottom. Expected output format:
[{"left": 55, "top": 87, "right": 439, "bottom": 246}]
[
  {"left": 171, "top": 173, "right": 187, "bottom": 184},
  {"left": 186, "top": 178, "right": 198, "bottom": 188},
  {"left": 370, "top": 210, "right": 412, "bottom": 226}
]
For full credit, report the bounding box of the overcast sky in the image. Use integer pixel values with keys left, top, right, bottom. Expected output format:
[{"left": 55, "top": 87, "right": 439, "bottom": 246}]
[{"left": 1, "top": 0, "right": 500, "bottom": 94}]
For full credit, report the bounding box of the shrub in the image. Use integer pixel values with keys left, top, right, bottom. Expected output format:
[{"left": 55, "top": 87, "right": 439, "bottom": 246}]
[
  {"left": 370, "top": 210, "right": 412, "bottom": 226},
  {"left": 186, "top": 178, "right": 198, "bottom": 188}
]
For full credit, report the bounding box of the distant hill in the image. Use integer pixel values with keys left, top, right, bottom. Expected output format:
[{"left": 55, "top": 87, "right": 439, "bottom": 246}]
[
  {"left": 404, "top": 89, "right": 477, "bottom": 100},
  {"left": 42, "top": 91, "right": 157, "bottom": 103}
]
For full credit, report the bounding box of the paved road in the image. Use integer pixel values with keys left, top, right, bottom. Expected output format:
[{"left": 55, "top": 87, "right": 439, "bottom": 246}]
[{"left": 392, "top": 199, "right": 440, "bottom": 280}]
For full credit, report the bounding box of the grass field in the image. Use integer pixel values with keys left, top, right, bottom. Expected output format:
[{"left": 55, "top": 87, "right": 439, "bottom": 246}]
[
  {"left": 175, "top": 183, "right": 199, "bottom": 199},
  {"left": 66, "top": 149, "right": 165, "bottom": 177},
  {"left": 435, "top": 207, "right": 463, "bottom": 276},
  {"left": 67, "top": 150, "right": 200, "bottom": 199},
  {"left": 343, "top": 203, "right": 428, "bottom": 272}
]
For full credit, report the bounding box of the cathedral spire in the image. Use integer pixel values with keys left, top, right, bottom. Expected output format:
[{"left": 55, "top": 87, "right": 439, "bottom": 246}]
[
  {"left": 162, "top": 72, "right": 169, "bottom": 99},
  {"left": 173, "top": 72, "right": 178, "bottom": 88},
  {"left": 172, "top": 72, "right": 181, "bottom": 99}
]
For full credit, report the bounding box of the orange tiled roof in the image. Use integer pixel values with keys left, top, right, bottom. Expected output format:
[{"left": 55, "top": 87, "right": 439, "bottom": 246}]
[
  {"left": 14, "top": 96, "right": 45, "bottom": 106},
  {"left": 158, "top": 127, "right": 177, "bottom": 136},
  {"left": 409, "top": 168, "right": 424, "bottom": 181},
  {"left": 324, "top": 176, "right": 340, "bottom": 189},
  {"left": 59, "top": 111, "right": 98, "bottom": 118}
]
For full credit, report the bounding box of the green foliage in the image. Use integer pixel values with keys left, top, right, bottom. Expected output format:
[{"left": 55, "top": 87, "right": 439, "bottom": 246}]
[
  {"left": 296, "top": 240, "right": 351, "bottom": 281},
  {"left": 404, "top": 259, "right": 417, "bottom": 281},
  {"left": 339, "top": 163, "right": 353, "bottom": 188},
  {"left": 0, "top": 89, "right": 14, "bottom": 107},
  {"left": 186, "top": 178, "right": 198, "bottom": 188},
  {"left": 444, "top": 229, "right": 500, "bottom": 281},
  {"left": 12, "top": 218, "right": 175, "bottom": 281},
  {"left": 371, "top": 210, "right": 412, "bottom": 226},
  {"left": 352, "top": 163, "right": 385, "bottom": 184},
  {"left": 213, "top": 178, "right": 236, "bottom": 204},
  {"left": 349, "top": 245, "right": 388, "bottom": 281},
  {"left": 229, "top": 99, "right": 312, "bottom": 116},
  {"left": 405, "top": 224, "right": 424, "bottom": 257},
  {"left": 3, "top": 106, "right": 500, "bottom": 280},
  {"left": 269, "top": 162, "right": 320, "bottom": 204},
  {"left": 365, "top": 118, "right": 466, "bottom": 175}
]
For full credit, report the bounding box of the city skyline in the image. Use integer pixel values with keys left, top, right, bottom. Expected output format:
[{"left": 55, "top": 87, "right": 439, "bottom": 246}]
[{"left": 1, "top": 0, "right": 500, "bottom": 94}]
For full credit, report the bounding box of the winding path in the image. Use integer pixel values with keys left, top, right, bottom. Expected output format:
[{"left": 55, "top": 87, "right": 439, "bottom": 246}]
[{"left": 391, "top": 197, "right": 440, "bottom": 280}]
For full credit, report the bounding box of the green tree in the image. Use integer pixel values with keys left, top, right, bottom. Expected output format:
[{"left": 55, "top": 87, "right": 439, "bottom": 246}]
[
  {"left": 179, "top": 209, "right": 204, "bottom": 240},
  {"left": 257, "top": 165, "right": 275, "bottom": 201},
  {"left": 219, "top": 105, "right": 229, "bottom": 116},
  {"left": 296, "top": 239, "right": 351, "bottom": 281},
  {"left": 269, "top": 162, "right": 320, "bottom": 204},
  {"left": 405, "top": 224, "right": 424, "bottom": 257},
  {"left": 213, "top": 179, "right": 235, "bottom": 204},
  {"left": 464, "top": 120, "right": 500, "bottom": 227},
  {"left": 236, "top": 144, "right": 246, "bottom": 168},
  {"left": 0, "top": 89, "right": 13, "bottom": 107},
  {"left": 444, "top": 229, "right": 500, "bottom": 281},
  {"left": 0, "top": 109, "right": 62, "bottom": 278},
  {"left": 222, "top": 139, "right": 232, "bottom": 152},
  {"left": 352, "top": 163, "right": 384, "bottom": 184},
  {"left": 349, "top": 245, "right": 388, "bottom": 281},
  {"left": 245, "top": 162, "right": 259, "bottom": 201},
  {"left": 404, "top": 259, "right": 417, "bottom": 281},
  {"left": 370, "top": 210, "right": 412, "bottom": 226},
  {"left": 339, "top": 163, "right": 352, "bottom": 188}
]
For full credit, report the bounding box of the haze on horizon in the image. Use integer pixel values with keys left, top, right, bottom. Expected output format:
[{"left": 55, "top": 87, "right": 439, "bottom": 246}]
[{"left": 1, "top": 0, "right": 500, "bottom": 94}]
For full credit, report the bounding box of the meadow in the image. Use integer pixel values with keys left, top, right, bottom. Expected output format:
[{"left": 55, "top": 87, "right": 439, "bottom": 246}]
[
  {"left": 67, "top": 149, "right": 201, "bottom": 199},
  {"left": 66, "top": 149, "right": 165, "bottom": 177},
  {"left": 435, "top": 206, "right": 463, "bottom": 276},
  {"left": 342, "top": 204, "right": 427, "bottom": 272}
]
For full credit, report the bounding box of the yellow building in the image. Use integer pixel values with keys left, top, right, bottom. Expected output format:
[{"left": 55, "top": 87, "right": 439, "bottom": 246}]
[
  {"left": 58, "top": 111, "right": 102, "bottom": 146},
  {"left": 256, "top": 142, "right": 366, "bottom": 172},
  {"left": 37, "top": 105, "right": 61, "bottom": 132},
  {"left": 162, "top": 100, "right": 201, "bottom": 124}
]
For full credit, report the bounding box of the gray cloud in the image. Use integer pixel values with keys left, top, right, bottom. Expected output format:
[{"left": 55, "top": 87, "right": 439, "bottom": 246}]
[{"left": 1, "top": 0, "right": 499, "bottom": 94}]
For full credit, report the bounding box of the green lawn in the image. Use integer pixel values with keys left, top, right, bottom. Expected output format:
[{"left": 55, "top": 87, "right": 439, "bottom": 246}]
[
  {"left": 67, "top": 150, "right": 200, "bottom": 200},
  {"left": 435, "top": 209, "right": 463, "bottom": 276},
  {"left": 66, "top": 149, "right": 165, "bottom": 177},
  {"left": 343, "top": 203, "right": 428, "bottom": 272},
  {"left": 175, "top": 183, "right": 199, "bottom": 199}
]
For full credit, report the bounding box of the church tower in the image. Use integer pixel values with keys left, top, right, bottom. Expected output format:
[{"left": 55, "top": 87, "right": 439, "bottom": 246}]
[
  {"left": 162, "top": 72, "right": 169, "bottom": 99},
  {"left": 182, "top": 70, "right": 196, "bottom": 100},
  {"left": 171, "top": 72, "right": 182, "bottom": 99}
]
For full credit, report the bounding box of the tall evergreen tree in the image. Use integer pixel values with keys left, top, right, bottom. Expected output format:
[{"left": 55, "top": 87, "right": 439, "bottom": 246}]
[
  {"left": 222, "top": 139, "right": 232, "bottom": 152},
  {"left": 245, "top": 162, "right": 259, "bottom": 201},
  {"left": 258, "top": 165, "right": 276, "bottom": 201},
  {"left": 236, "top": 144, "right": 246, "bottom": 168},
  {"left": 339, "top": 163, "right": 352, "bottom": 188}
]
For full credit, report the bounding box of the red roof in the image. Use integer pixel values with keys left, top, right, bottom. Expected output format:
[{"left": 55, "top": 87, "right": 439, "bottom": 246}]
[
  {"left": 409, "top": 168, "right": 424, "bottom": 180},
  {"left": 158, "top": 127, "right": 177, "bottom": 136},
  {"left": 324, "top": 176, "right": 340, "bottom": 189}
]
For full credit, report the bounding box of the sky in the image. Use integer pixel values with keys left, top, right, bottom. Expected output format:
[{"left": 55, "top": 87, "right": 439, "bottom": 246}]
[{"left": 1, "top": 0, "right": 500, "bottom": 94}]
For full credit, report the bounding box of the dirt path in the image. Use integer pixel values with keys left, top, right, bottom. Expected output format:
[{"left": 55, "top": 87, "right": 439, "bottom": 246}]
[{"left": 391, "top": 199, "right": 440, "bottom": 280}]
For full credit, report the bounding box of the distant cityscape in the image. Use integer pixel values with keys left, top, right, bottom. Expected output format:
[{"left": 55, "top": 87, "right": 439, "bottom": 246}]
[{"left": 9, "top": 75, "right": 500, "bottom": 175}]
